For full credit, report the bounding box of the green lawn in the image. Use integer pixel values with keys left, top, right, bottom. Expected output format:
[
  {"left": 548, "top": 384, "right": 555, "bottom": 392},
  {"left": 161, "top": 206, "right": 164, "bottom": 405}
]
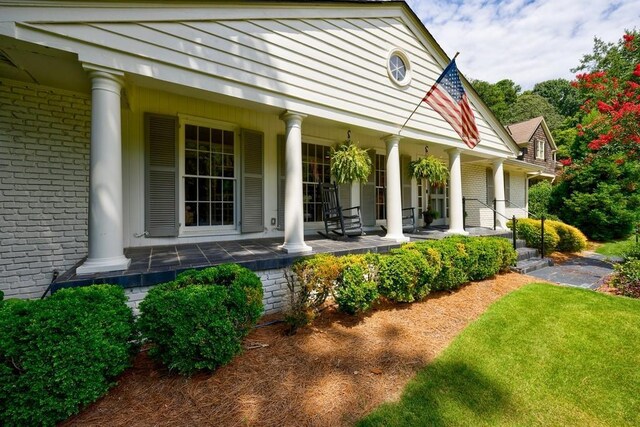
[
  {"left": 596, "top": 235, "right": 638, "bottom": 257},
  {"left": 358, "top": 284, "right": 640, "bottom": 427}
]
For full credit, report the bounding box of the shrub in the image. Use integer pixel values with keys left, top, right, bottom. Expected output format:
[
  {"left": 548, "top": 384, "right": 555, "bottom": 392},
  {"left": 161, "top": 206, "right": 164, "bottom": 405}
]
[
  {"left": 0, "top": 289, "right": 3, "bottom": 303},
  {"left": 0, "top": 285, "right": 136, "bottom": 426},
  {"left": 422, "top": 239, "right": 470, "bottom": 291},
  {"left": 510, "top": 218, "right": 559, "bottom": 255},
  {"left": 138, "top": 264, "right": 263, "bottom": 375},
  {"left": 623, "top": 243, "right": 640, "bottom": 262},
  {"left": 291, "top": 254, "right": 341, "bottom": 311},
  {"left": 546, "top": 220, "right": 588, "bottom": 253},
  {"left": 379, "top": 248, "right": 434, "bottom": 302},
  {"left": 490, "top": 237, "right": 518, "bottom": 271},
  {"left": 529, "top": 180, "right": 553, "bottom": 218},
  {"left": 333, "top": 254, "right": 380, "bottom": 315},
  {"left": 611, "top": 260, "right": 640, "bottom": 298}
]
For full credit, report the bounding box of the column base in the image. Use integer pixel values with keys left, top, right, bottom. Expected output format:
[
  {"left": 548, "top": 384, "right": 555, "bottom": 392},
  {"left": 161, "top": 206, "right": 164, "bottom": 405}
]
[
  {"left": 278, "top": 242, "right": 313, "bottom": 254},
  {"left": 76, "top": 255, "right": 131, "bottom": 275},
  {"left": 446, "top": 228, "right": 469, "bottom": 236},
  {"left": 382, "top": 234, "right": 410, "bottom": 243}
]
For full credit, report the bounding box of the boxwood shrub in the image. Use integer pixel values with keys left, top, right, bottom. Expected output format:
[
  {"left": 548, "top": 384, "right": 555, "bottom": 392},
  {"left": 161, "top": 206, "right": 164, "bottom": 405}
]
[
  {"left": 546, "top": 220, "right": 588, "bottom": 253},
  {"left": 379, "top": 247, "right": 435, "bottom": 302},
  {"left": 510, "top": 218, "right": 559, "bottom": 255},
  {"left": 138, "top": 264, "right": 263, "bottom": 376},
  {"left": 333, "top": 254, "right": 380, "bottom": 314},
  {"left": 611, "top": 260, "right": 640, "bottom": 298},
  {"left": 0, "top": 285, "right": 136, "bottom": 427}
]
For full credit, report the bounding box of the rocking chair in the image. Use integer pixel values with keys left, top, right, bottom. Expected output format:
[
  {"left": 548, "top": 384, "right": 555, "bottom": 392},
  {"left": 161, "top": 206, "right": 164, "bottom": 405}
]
[
  {"left": 380, "top": 207, "right": 417, "bottom": 234},
  {"left": 317, "top": 182, "right": 364, "bottom": 239}
]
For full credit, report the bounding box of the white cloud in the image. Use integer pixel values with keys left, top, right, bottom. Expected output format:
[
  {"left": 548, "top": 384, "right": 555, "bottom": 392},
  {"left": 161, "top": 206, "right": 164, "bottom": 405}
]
[{"left": 407, "top": 0, "right": 640, "bottom": 89}]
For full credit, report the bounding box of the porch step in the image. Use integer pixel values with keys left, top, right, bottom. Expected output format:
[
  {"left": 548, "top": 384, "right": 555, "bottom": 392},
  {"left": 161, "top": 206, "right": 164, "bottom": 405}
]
[
  {"left": 511, "top": 257, "right": 554, "bottom": 274},
  {"left": 515, "top": 239, "right": 528, "bottom": 249},
  {"left": 516, "top": 246, "right": 539, "bottom": 261}
]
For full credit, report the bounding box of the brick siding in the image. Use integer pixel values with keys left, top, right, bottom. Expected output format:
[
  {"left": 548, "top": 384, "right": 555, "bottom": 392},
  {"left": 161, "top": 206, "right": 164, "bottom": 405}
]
[{"left": 0, "top": 79, "right": 91, "bottom": 298}]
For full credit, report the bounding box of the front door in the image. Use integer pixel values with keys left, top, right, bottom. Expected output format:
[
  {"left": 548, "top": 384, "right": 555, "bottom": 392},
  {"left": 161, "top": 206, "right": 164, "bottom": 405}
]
[{"left": 430, "top": 182, "right": 448, "bottom": 226}]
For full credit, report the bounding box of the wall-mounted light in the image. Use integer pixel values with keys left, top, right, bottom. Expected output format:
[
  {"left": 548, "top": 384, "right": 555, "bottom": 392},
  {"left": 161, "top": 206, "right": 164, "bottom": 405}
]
[{"left": 424, "top": 145, "right": 429, "bottom": 154}]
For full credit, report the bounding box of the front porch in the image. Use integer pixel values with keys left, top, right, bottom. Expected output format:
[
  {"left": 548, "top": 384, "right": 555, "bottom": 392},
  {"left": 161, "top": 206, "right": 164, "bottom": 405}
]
[{"left": 51, "top": 227, "right": 512, "bottom": 293}]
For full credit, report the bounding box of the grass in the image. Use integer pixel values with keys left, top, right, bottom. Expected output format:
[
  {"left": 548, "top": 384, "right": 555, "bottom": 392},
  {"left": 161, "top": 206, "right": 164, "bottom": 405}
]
[
  {"left": 358, "top": 283, "right": 640, "bottom": 427},
  {"left": 596, "top": 234, "right": 638, "bottom": 257}
]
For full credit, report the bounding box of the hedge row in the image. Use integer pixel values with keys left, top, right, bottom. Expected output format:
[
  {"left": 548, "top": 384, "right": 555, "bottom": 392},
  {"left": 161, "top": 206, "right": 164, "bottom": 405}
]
[
  {"left": 508, "top": 218, "right": 587, "bottom": 255},
  {"left": 0, "top": 285, "right": 137, "bottom": 427},
  {"left": 290, "top": 236, "right": 516, "bottom": 323}
]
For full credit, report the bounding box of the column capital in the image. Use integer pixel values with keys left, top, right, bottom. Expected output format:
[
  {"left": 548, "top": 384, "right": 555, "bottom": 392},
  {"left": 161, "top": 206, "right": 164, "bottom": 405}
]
[
  {"left": 279, "top": 110, "right": 307, "bottom": 124},
  {"left": 492, "top": 158, "right": 505, "bottom": 167},
  {"left": 83, "top": 65, "right": 124, "bottom": 95},
  {"left": 445, "top": 147, "right": 461, "bottom": 155},
  {"left": 382, "top": 134, "right": 402, "bottom": 144}
]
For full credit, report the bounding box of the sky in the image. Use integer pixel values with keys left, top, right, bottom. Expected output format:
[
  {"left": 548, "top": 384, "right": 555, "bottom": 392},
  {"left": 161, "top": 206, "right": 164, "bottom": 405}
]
[{"left": 406, "top": 0, "right": 640, "bottom": 90}]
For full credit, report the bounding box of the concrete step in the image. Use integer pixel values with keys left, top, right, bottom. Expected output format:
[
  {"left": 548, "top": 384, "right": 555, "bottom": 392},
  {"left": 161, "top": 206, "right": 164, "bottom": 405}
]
[
  {"left": 515, "top": 239, "right": 528, "bottom": 249},
  {"left": 516, "top": 247, "right": 539, "bottom": 261},
  {"left": 511, "top": 257, "right": 554, "bottom": 274}
]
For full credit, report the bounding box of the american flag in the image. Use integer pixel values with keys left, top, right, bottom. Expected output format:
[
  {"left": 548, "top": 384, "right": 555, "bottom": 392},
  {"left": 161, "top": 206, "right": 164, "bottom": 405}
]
[{"left": 423, "top": 60, "right": 480, "bottom": 149}]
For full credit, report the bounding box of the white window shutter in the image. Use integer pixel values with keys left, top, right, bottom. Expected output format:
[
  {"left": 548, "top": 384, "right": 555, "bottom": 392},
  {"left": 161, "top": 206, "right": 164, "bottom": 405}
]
[
  {"left": 145, "top": 113, "right": 178, "bottom": 237},
  {"left": 241, "top": 129, "right": 264, "bottom": 233}
]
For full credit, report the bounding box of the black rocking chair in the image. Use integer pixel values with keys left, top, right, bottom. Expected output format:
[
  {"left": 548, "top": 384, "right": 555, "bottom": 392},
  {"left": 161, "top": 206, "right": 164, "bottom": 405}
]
[
  {"left": 318, "top": 182, "right": 364, "bottom": 239},
  {"left": 380, "top": 207, "right": 417, "bottom": 234}
]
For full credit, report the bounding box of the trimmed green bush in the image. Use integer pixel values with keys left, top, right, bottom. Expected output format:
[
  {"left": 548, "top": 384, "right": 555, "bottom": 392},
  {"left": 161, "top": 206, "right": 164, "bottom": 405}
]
[
  {"left": 333, "top": 254, "right": 380, "bottom": 314},
  {"left": 611, "top": 260, "right": 640, "bottom": 298},
  {"left": 510, "top": 218, "right": 559, "bottom": 255},
  {"left": 491, "top": 237, "right": 518, "bottom": 271},
  {"left": 623, "top": 243, "right": 640, "bottom": 262},
  {"left": 291, "top": 253, "right": 341, "bottom": 311},
  {"left": 420, "top": 239, "right": 470, "bottom": 291},
  {"left": 546, "top": 220, "right": 588, "bottom": 253},
  {"left": 138, "top": 264, "right": 263, "bottom": 375},
  {"left": 379, "top": 248, "right": 434, "bottom": 302},
  {"left": 0, "top": 285, "right": 136, "bottom": 426}
]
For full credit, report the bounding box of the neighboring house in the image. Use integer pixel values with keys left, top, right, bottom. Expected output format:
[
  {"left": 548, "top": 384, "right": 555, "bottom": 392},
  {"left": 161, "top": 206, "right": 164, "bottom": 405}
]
[
  {"left": 0, "top": 0, "right": 543, "bottom": 302},
  {"left": 506, "top": 116, "right": 559, "bottom": 186}
]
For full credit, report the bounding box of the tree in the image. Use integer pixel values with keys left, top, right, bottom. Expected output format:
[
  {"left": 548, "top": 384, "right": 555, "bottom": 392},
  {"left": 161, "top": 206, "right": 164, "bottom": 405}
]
[
  {"left": 532, "top": 79, "right": 581, "bottom": 117},
  {"left": 550, "top": 31, "right": 640, "bottom": 240},
  {"left": 471, "top": 78, "right": 521, "bottom": 124},
  {"left": 504, "top": 93, "right": 565, "bottom": 130}
]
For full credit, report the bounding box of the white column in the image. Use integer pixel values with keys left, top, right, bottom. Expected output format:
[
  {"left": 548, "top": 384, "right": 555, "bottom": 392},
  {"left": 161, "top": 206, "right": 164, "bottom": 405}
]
[
  {"left": 382, "top": 135, "right": 409, "bottom": 242},
  {"left": 493, "top": 159, "right": 508, "bottom": 229},
  {"left": 446, "top": 148, "right": 468, "bottom": 235},
  {"left": 278, "top": 111, "right": 312, "bottom": 253},
  {"left": 76, "top": 70, "right": 130, "bottom": 275}
]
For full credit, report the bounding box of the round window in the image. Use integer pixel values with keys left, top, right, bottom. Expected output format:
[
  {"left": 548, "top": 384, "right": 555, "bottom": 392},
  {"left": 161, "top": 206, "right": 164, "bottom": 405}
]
[{"left": 387, "top": 49, "right": 411, "bottom": 86}]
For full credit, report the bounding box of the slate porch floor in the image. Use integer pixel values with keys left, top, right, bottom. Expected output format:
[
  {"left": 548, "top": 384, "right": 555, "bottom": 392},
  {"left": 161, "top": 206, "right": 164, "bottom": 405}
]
[{"left": 51, "top": 227, "right": 512, "bottom": 293}]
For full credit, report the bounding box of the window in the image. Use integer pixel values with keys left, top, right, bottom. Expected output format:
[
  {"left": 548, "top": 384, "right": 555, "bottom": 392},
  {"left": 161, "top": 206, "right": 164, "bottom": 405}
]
[
  {"left": 387, "top": 49, "right": 411, "bottom": 86},
  {"left": 302, "top": 142, "right": 331, "bottom": 222},
  {"left": 375, "top": 154, "right": 386, "bottom": 220},
  {"left": 536, "top": 139, "right": 545, "bottom": 160},
  {"left": 486, "top": 168, "right": 494, "bottom": 205},
  {"left": 183, "top": 123, "right": 236, "bottom": 229}
]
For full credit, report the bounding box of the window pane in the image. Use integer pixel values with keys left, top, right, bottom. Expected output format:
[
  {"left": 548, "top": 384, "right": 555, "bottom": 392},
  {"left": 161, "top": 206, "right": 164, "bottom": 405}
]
[
  {"left": 185, "top": 125, "right": 198, "bottom": 150},
  {"left": 223, "top": 155, "right": 234, "bottom": 178},
  {"left": 185, "top": 150, "right": 197, "bottom": 175},
  {"left": 212, "top": 179, "right": 222, "bottom": 202},
  {"left": 198, "top": 203, "right": 210, "bottom": 226},
  {"left": 223, "top": 203, "right": 234, "bottom": 225},
  {"left": 198, "top": 178, "right": 210, "bottom": 202},
  {"left": 198, "top": 151, "right": 210, "bottom": 176},
  {"left": 211, "top": 203, "right": 222, "bottom": 226},
  {"left": 223, "top": 180, "right": 234, "bottom": 201},
  {"left": 198, "top": 127, "right": 210, "bottom": 151},
  {"left": 223, "top": 131, "right": 234, "bottom": 154},
  {"left": 185, "top": 202, "right": 197, "bottom": 226},
  {"left": 185, "top": 177, "right": 197, "bottom": 201},
  {"left": 211, "top": 129, "right": 223, "bottom": 153}
]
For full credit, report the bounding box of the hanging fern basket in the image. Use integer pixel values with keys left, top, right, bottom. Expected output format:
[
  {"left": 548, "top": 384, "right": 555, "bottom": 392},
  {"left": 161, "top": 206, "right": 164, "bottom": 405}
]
[{"left": 330, "top": 141, "right": 372, "bottom": 184}]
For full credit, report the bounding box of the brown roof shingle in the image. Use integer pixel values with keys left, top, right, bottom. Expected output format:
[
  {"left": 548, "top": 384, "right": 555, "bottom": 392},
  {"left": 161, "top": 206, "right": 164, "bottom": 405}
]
[{"left": 506, "top": 116, "right": 544, "bottom": 144}]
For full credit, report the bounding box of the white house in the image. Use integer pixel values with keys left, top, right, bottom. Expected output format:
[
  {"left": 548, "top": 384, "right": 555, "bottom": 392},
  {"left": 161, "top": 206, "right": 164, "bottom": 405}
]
[{"left": 0, "top": 0, "right": 543, "bottom": 301}]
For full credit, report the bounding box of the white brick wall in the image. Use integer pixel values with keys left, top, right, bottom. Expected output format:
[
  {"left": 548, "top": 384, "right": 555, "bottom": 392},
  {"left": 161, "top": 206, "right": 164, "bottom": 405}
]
[
  {"left": 124, "top": 268, "right": 291, "bottom": 316},
  {"left": 462, "top": 164, "right": 493, "bottom": 228},
  {"left": 0, "top": 79, "right": 91, "bottom": 299}
]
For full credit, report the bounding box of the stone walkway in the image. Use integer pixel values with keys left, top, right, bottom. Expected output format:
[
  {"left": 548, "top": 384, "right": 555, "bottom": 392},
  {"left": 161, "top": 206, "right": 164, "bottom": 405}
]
[{"left": 526, "top": 252, "right": 623, "bottom": 290}]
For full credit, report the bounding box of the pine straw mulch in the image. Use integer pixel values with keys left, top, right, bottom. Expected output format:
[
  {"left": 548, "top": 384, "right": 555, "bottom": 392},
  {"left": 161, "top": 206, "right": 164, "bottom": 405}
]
[{"left": 64, "top": 272, "right": 541, "bottom": 427}]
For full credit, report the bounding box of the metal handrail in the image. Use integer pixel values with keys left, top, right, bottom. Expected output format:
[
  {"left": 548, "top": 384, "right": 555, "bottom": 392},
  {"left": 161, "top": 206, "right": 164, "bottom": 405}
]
[
  {"left": 497, "top": 199, "right": 539, "bottom": 219},
  {"left": 463, "top": 197, "right": 518, "bottom": 250}
]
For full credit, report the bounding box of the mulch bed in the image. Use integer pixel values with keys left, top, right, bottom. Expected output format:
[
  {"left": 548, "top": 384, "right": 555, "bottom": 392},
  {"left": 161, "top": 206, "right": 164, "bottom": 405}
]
[{"left": 64, "top": 272, "right": 539, "bottom": 427}]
